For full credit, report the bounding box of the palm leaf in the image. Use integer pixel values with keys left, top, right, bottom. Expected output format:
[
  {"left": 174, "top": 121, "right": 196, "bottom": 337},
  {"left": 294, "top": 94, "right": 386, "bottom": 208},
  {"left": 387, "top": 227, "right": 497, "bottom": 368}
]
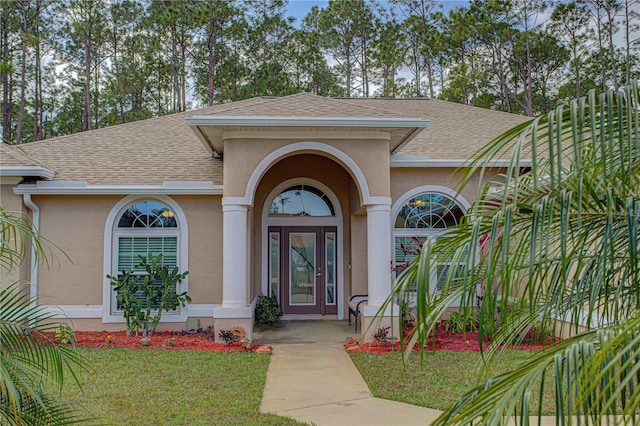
[
  {"left": 386, "top": 82, "right": 640, "bottom": 424},
  {"left": 0, "top": 283, "right": 92, "bottom": 425}
]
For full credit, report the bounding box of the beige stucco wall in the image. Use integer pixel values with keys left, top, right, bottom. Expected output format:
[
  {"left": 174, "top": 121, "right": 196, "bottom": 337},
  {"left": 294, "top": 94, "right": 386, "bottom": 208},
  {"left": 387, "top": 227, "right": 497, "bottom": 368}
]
[
  {"left": 35, "top": 195, "right": 119, "bottom": 305},
  {"left": 0, "top": 181, "right": 29, "bottom": 288},
  {"left": 223, "top": 136, "right": 391, "bottom": 200},
  {"left": 172, "top": 195, "right": 221, "bottom": 304},
  {"left": 34, "top": 194, "right": 221, "bottom": 308},
  {"left": 252, "top": 154, "right": 355, "bottom": 307},
  {"left": 349, "top": 214, "right": 368, "bottom": 296},
  {"left": 391, "top": 167, "right": 478, "bottom": 207}
]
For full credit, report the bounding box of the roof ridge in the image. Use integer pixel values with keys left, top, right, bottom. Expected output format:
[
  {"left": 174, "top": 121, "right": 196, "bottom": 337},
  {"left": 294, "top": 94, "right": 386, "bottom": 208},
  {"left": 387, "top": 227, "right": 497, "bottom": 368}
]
[
  {"left": 345, "top": 97, "right": 528, "bottom": 119},
  {"left": 199, "top": 92, "right": 412, "bottom": 118},
  {"left": 329, "top": 97, "right": 414, "bottom": 118}
]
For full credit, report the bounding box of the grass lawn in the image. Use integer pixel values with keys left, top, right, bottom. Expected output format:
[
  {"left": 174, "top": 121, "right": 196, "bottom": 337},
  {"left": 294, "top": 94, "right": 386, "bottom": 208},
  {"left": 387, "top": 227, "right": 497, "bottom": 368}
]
[
  {"left": 350, "top": 350, "right": 556, "bottom": 415},
  {"left": 60, "top": 349, "right": 306, "bottom": 425}
]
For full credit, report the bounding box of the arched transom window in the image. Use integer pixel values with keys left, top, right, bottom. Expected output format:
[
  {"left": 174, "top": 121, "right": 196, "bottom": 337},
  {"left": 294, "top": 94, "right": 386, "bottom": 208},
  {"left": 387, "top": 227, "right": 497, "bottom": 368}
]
[
  {"left": 395, "top": 193, "right": 464, "bottom": 230},
  {"left": 113, "top": 200, "right": 180, "bottom": 312},
  {"left": 269, "top": 185, "right": 335, "bottom": 217},
  {"left": 393, "top": 192, "right": 465, "bottom": 289}
]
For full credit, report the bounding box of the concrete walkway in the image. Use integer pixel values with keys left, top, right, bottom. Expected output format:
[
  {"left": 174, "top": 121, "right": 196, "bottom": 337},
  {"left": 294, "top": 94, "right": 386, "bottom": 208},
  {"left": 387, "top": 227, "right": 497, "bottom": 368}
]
[{"left": 255, "top": 320, "right": 442, "bottom": 425}]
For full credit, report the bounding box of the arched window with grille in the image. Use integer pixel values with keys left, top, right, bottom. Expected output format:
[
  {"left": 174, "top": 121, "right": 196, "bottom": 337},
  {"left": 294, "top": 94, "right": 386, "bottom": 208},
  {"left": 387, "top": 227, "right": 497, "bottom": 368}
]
[
  {"left": 111, "top": 199, "right": 181, "bottom": 313},
  {"left": 393, "top": 190, "right": 467, "bottom": 292}
]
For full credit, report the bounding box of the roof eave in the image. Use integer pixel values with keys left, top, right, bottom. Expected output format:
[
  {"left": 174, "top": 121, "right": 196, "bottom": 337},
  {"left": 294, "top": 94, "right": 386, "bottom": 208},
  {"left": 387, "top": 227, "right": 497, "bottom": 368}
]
[
  {"left": 186, "top": 115, "right": 430, "bottom": 128},
  {"left": 0, "top": 166, "right": 56, "bottom": 180},
  {"left": 185, "top": 116, "right": 430, "bottom": 155}
]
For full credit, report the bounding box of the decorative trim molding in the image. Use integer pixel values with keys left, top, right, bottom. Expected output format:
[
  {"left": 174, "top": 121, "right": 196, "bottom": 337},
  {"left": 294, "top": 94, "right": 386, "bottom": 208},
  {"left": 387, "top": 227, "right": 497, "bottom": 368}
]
[
  {"left": 187, "top": 115, "right": 428, "bottom": 128},
  {"left": 186, "top": 304, "right": 216, "bottom": 317},
  {"left": 213, "top": 305, "right": 253, "bottom": 319},
  {"left": 390, "top": 156, "right": 533, "bottom": 168},
  {"left": 41, "top": 305, "right": 103, "bottom": 319},
  {"left": 41, "top": 304, "right": 218, "bottom": 320},
  {"left": 14, "top": 180, "right": 222, "bottom": 195},
  {"left": 222, "top": 130, "right": 391, "bottom": 141}
]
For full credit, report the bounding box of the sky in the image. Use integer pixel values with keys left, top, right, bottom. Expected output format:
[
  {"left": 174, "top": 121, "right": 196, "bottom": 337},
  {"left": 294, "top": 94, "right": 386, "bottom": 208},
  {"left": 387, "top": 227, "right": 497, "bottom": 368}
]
[{"left": 285, "top": 0, "right": 471, "bottom": 25}]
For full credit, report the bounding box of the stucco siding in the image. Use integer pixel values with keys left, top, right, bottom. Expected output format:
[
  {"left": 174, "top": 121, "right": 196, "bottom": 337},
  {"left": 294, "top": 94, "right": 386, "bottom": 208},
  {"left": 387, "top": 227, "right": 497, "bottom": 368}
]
[
  {"left": 172, "top": 195, "right": 221, "bottom": 304},
  {"left": 349, "top": 215, "right": 368, "bottom": 296},
  {"left": 36, "top": 195, "right": 118, "bottom": 305},
  {"left": 223, "top": 136, "right": 391, "bottom": 199},
  {"left": 1, "top": 182, "right": 29, "bottom": 287},
  {"left": 34, "top": 194, "right": 221, "bottom": 308}
]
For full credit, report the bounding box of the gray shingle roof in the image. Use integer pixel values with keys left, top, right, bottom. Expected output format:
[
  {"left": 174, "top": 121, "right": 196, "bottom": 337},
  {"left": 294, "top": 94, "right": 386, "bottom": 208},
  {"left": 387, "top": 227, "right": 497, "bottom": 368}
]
[
  {"left": 13, "top": 93, "right": 529, "bottom": 185},
  {"left": 339, "top": 98, "right": 530, "bottom": 158},
  {"left": 1, "top": 143, "right": 52, "bottom": 168}
]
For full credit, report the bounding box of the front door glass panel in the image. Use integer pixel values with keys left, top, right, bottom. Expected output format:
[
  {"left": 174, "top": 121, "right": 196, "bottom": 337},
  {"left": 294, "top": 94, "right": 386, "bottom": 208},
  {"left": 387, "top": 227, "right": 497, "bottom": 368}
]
[
  {"left": 269, "top": 232, "right": 280, "bottom": 301},
  {"left": 289, "top": 233, "right": 316, "bottom": 305},
  {"left": 325, "top": 232, "right": 335, "bottom": 305}
]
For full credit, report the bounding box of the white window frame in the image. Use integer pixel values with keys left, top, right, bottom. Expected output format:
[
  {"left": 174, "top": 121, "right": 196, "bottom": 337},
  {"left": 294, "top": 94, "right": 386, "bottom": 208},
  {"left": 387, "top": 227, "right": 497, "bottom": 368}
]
[
  {"left": 391, "top": 186, "right": 470, "bottom": 306},
  {"left": 103, "top": 195, "right": 189, "bottom": 323}
]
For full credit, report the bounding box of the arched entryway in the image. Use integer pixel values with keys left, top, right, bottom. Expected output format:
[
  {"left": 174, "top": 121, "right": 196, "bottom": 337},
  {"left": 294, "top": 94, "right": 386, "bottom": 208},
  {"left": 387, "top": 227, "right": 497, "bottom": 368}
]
[
  {"left": 253, "top": 153, "right": 355, "bottom": 319},
  {"left": 263, "top": 179, "right": 343, "bottom": 316}
]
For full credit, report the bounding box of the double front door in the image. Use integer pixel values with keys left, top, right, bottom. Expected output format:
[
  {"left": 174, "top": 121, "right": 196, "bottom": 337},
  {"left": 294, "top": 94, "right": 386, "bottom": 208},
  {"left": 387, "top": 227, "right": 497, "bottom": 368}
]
[{"left": 268, "top": 226, "right": 337, "bottom": 315}]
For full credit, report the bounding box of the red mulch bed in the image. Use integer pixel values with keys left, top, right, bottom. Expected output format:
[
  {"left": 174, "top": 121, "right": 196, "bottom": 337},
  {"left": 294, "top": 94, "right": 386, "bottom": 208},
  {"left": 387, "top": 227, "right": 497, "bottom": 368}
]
[
  {"left": 73, "top": 331, "right": 272, "bottom": 354},
  {"left": 345, "top": 331, "right": 554, "bottom": 354}
]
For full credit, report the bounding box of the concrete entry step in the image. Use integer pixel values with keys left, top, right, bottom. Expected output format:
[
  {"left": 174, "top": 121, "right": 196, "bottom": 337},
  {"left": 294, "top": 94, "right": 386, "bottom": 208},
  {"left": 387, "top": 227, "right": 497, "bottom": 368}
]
[{"left": 254, "top": 320, "right": 354, "bottom": 346}]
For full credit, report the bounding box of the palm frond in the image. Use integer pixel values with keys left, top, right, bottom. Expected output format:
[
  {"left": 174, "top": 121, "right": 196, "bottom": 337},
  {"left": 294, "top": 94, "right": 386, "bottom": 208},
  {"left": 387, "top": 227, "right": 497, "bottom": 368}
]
[
  {"left": 0, "top": 284, "right": 90, "bottom": 425},
  {"left": 386, "top": 82, "right": 640, "bottom": 424}
]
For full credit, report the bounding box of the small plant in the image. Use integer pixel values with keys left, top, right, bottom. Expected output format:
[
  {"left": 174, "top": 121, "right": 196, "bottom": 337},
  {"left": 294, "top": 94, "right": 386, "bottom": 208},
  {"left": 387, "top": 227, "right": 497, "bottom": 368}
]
[
  {"left": 218, "top": 329, "right": 238, "bottom": 344},
  {"left": 107, "top": 253, "right": 190, "bottom": 336},
  {"left": 105, "top": 335, "right": 112, "bottom": 345},
  {"left": 443, "top": 311, "right": 475, "bottom": 333},
  {"left": 140, "top": 337, "right": 151, "bottom": 346},
  {"left": 255, "top": 294, "right": 282, "bottom": 324},
  {"left": 55, "top": 323, "right": 75, "bottom": 344},
  {"left": 167, "top": 337, "right": 175, "bottom": 346},
  {"left": 373, "top": 326, "right": 390, "bottom": 343}
]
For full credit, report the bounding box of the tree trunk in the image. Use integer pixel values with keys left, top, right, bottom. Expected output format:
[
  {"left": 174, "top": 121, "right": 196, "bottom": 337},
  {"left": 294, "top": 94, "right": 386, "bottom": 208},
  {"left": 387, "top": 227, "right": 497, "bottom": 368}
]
[
  {"left": 83, "top": 17, "right": 92, "bottom": 132},
  {"left": 207, "top": 18, "right": 217, "bottom": 106},
  {"left": 34, "top": 32, "right": 42, "bottom": 140},
  {"left": 606, "top": 6, "right": 618, "bottom": 90},
  {"left": 1, "top": 5, "right": 11, "bottom": 143},
  {"left": 16, "top": 1, "right": 27, "bottom": 144}
]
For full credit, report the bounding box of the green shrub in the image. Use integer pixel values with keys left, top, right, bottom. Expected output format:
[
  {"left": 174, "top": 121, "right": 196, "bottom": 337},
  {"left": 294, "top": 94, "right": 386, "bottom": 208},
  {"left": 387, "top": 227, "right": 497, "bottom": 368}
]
[
  {"left": 55, "top": 322, "right": 75, "bottom": 344},
  {"left": 255, "top": 295, "right": 282, "bottom": 324},
  {"left": 107, "top": 253, "right": 190, "bottom": 336}
]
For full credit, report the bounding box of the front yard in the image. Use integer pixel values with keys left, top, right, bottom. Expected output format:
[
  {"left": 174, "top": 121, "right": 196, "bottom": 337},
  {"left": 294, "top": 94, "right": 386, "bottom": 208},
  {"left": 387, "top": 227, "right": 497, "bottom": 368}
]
[
  {"left": 60, "top": 349, "right": 305, "bottom": 425},
  {"left": 350, "top": 350, "right": 556, "bottom": 415},
  {"left": 59, "top": 343, "right": 555, "bottom": 424}
]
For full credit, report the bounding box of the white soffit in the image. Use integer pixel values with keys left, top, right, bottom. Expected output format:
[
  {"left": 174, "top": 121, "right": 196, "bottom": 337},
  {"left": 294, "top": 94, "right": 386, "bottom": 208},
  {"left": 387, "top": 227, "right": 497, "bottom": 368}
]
[
  {"left": 14, "top": 180, "right": 223, "bottom": 195},
  {"left": 185, "top": 115, "right": 430, "bottom": 156}
]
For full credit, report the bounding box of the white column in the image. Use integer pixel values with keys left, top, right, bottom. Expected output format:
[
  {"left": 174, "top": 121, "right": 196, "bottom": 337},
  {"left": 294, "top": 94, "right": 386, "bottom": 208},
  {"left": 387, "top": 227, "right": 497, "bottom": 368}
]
[
  {"left": 222, "top": 202, "right": 248, "bottom": 307},
  {"left": 366, "top": 202, "right": 392, "bottom": 307}
]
